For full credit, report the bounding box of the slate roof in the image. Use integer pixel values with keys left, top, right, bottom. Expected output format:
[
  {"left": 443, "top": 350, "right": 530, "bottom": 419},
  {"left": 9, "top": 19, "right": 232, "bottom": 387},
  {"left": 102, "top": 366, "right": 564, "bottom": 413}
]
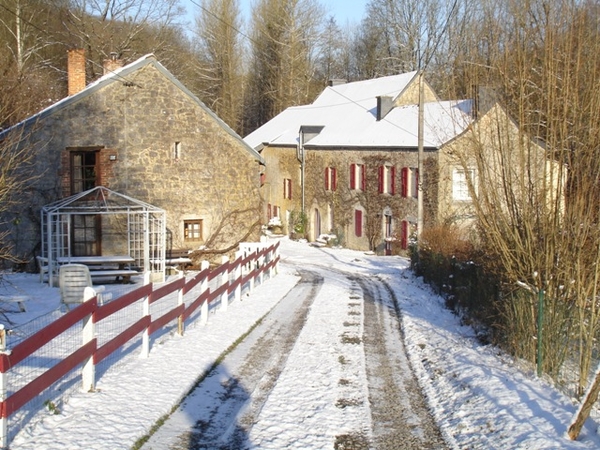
[{"left": 244, "top": 72, "right": 473, "bottom": 151}]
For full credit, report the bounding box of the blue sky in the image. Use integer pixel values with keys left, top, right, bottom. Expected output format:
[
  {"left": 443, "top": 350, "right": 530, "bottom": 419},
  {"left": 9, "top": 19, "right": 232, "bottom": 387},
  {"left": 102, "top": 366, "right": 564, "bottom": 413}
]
[{"left": 181, "top": 0, "right": 366, "bottom": 27}]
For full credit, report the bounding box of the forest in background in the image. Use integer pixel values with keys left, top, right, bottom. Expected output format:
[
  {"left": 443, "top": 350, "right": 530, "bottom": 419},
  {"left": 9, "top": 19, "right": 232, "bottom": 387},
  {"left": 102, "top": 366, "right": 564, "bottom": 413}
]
[{"left": 3, "top": 0, "right": 594, "bottom": 137}]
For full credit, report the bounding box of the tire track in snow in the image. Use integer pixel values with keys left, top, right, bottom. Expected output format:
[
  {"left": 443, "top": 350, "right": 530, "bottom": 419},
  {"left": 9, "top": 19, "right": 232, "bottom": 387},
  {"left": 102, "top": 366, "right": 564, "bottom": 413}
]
[{"left": 357, "top": 276, "right": 448, "bottom": 450}]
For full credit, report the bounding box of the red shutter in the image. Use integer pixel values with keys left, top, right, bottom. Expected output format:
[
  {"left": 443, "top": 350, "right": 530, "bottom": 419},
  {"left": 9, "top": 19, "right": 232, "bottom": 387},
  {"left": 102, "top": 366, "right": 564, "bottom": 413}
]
[
  {"left": 325, "top": 168, "right": 330, "bottom": 190},
  {"left": 361, "top": 165, "right": 366, "bottom": 190},
  {"left": 350, "top": 164, "right": 356, "bottom": 189},
  {"left": 401, "top": 167, "right": 408, "bottom": 197},
  {"left": 378, "top": 166, "right": 384, "bottom": 193},
  {"left": 283, "top": 179, "right": 286, "bottom": 199},
  {"left": 267, "top": 203, "right": 272, "bottom": 220},
  {"left": 401, "top": 220, "right": 408, "bottom": 249},
  {"left": 332, "top": 168, "right": 337, "bottom": 191},
  {"left": 288, "top": 179, "right": 292, "bottom": 199},
  {"left": 355, "top": 210, "right": 363, "bottom": 237},
  {"left": 390, "top": 166, "right": 396, "bottom": 195}
]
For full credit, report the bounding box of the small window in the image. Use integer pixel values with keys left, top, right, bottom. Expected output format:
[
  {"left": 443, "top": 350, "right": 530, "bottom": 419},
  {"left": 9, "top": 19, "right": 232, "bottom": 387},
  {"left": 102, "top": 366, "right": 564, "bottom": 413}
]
[
  {"left": 174, "top": 142, "right": 182, "bottom": 160},
  {"left": 184, "top": 219, "right": 203, "bottom": 242},
  {"left": 325, "top": 167, "right": 337, "bottom": 191},
  {"left": 350, "top": 164, "right": 365, "bottom": 190},
  {"left": 452, "top": 168, "right": 475, "bottom": 201},
  {"left": 401, "top": 167, "right": 418, "bottom": 198},
  {"left": 378, "top": 165, "right": 396, "bottom": 195},
  {"left": 283, "top": 178, "right": 292, "bottom": 199}
]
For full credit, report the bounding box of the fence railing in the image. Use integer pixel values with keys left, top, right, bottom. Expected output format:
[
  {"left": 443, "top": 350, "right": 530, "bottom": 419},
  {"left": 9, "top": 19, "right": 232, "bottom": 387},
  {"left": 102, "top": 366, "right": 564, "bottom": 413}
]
[{"left": 0, "top": 241, "right": 280, "bottom": 448}]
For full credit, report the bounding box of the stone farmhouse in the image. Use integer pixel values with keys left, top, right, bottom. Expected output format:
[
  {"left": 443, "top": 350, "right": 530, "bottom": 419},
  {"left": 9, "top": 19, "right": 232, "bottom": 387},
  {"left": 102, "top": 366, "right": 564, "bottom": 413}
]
[
  {"left": 1, "top": 49, "right": 264, "bottom": 271},
  {"left": 244, "top": 72, "right": 553, "bottom": 254}
]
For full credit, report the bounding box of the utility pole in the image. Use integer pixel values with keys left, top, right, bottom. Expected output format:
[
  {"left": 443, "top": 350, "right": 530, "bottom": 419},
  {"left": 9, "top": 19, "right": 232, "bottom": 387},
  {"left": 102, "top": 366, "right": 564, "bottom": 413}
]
[{"left": 417, "top": 69, "right": 424, "bottom": 247}]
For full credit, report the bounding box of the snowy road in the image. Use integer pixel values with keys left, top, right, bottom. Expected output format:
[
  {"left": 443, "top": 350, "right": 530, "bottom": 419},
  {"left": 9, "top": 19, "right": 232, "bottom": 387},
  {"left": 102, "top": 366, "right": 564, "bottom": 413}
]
[{"left": 142, "top": 262, "right": 446, "bottom": 449}]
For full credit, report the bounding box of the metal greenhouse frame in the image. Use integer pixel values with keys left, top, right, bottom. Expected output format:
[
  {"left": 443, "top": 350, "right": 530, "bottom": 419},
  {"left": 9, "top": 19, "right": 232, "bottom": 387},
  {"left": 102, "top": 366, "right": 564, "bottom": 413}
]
[{"left": 41, "top": 186, "right": 166, "bottom": 286}]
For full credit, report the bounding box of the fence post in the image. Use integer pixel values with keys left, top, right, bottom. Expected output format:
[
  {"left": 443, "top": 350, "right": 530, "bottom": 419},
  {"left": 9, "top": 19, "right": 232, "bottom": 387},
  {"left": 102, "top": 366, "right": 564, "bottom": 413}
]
[
  {"left": 200, "top": 260, "right": 210, "bottom": 326},
  {"left": 234, "top": 251, "right": 243, "bottom": 302},
  {"left": 258, "top": 249, "right": 265, "bottom": 286},
  {"left": 0, "top": 325, "right": 8, "bottom": 449},
  {"left": 81, "top": 288, "right": 97, "bottom": 392},
  {"left": 220, "top": 255, "right": 229, "bottom": 312},
  {"left": 248, "top": 250, "right": 256, "bottom": 292},
  {"left": 177, "top": 271, "right": 185, "bottom": 336},
  {"left": 140, "top": 288, "right": 151, "bottom": 359}
]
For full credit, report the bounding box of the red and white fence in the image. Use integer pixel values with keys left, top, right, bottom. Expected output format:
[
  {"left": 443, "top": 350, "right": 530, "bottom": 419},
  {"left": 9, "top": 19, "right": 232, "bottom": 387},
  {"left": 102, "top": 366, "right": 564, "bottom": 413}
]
[{"left": 0, "top": 241, "right": 280, "bottom": 448}]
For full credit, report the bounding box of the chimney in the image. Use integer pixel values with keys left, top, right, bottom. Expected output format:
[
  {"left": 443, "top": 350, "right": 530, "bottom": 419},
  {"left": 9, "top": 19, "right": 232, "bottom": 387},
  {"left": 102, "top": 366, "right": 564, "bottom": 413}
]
[
  {"left": 328, "top": 79, "right": 347, "bottom": 87},
  {"left": 67, "top": 48, "right": 86, "bottom": 96},
  {"left": 103, "top": 53, "right": 124, "bottom": 75},
  {"left": 376, "top": 96, "right": 394, "bottom": 121}
]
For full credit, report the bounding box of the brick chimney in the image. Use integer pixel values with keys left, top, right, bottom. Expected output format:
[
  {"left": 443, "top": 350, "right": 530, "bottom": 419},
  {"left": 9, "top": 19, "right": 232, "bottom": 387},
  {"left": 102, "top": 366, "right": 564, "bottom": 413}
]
[
  {"left": 67, "top": 48, "right": 86, "bottom": 96},
  {"left": 103, "top": 53, "right": 124, "bottom": 75}
]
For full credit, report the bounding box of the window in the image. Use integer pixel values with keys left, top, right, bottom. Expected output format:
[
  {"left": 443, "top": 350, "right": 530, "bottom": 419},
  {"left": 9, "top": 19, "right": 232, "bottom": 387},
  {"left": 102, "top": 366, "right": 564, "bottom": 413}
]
[
  {"left": 173, "top": 142, "right": 182, "bottom": 160},
  {"left": 378, "top": 165, "right": 396, "bottom": 194},
  {"left": 452, "top": 168, "right": 475, "bottom": 201},
  {"left": 71, "top": 150, "right": 98, "bottom": 194},
  {"left": 184, "top": 219, "right": 203, "bottom": 242},
  {"left": 401, "top": 167, "right": 418, "bottom": 198},
  {"left": 354, "top": 209, "right": 363, "bottom": 237},
  {"left": 283, "top": 178, "right": 292, "bottom": 199},
  {"left": 350, "top": 164, "right": 365, "bottom": 190},
  {"left": 325, "top": 167, "right": 337, "bottom": 191},
  {"left": 72, "top": 214, "right": 100, "bottom": 256}
]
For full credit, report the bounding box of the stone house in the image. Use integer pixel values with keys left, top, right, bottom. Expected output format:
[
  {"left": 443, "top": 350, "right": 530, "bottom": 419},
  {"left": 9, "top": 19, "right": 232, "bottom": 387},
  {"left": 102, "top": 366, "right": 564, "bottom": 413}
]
[
  {"left": 244, "top": 72, "right": 553, "bottom": 254},
  {"left": 1, "top": 49, "right": 264, "bottom": 269}
]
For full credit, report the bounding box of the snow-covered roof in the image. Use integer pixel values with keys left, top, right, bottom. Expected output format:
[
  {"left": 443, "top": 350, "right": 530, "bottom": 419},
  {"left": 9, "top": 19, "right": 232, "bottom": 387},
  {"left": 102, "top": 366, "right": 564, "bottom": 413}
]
[{"left": 244, "top": 72, "right": 473, "bottom": 151}]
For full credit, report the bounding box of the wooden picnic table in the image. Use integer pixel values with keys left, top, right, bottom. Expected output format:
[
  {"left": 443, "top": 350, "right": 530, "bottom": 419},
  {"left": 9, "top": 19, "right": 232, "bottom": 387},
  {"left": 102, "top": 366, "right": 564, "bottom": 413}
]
[
  {"left": 56, "top": 255, "right": 135, "bottom": 267},
  {"left": 56, "top": 255, "right": 138, "bottom": 282}
]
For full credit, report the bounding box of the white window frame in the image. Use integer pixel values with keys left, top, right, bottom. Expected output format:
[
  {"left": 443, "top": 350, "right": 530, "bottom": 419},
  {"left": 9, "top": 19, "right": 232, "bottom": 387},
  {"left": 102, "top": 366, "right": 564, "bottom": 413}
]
[{"left": 452, "top": 168, "right": 476, "bottom": 201}]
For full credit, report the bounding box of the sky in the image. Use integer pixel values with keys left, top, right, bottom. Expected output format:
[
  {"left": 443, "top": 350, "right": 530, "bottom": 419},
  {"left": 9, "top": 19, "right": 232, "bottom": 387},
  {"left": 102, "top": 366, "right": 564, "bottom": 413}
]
[
  {"left": 181, "top": 0, "right": 367, "bottom": 28},
  {"left": 3, "top": 237, "right": 600, "bottom": 449}
]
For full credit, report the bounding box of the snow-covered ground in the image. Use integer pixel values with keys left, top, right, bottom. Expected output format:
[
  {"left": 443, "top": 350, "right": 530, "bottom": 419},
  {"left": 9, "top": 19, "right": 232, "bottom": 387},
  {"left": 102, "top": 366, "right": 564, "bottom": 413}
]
[{"left": 1, "top": 237, "right": 599, "bottom": 449}]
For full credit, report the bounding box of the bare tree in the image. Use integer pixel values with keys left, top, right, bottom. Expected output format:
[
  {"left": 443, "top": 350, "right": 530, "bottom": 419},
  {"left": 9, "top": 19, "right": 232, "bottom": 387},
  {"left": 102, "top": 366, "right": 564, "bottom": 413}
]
[
  {"left": 62, "top": 0, "right": 185, "bottom": 78},
  {"left": 242, "top": 0, "right": 325, "bottom": 134},
  {"left": 192, "top": 0, "right": 244, "bottom": 132},
  {"left": 444, "top": 0, "right": 600, "bottom": 393}
]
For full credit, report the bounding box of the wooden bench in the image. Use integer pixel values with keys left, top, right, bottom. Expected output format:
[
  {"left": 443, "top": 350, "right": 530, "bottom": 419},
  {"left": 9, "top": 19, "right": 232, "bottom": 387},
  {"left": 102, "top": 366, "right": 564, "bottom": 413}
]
[
  {"left": 88, "top": 269, "right": 140, "bottom": 283},
  {"left": 165, "top": 249, "right": 193, "bottom": 272}
]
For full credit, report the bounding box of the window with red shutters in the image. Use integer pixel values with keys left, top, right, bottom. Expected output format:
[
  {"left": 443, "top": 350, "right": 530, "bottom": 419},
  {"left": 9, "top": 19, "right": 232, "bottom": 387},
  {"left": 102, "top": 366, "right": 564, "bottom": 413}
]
[
  {"left": 350, "top": 164, "right": 365, "bottom": 190},
  {"left": 379, "top": 165, "right": 396, "bottom": 194},
  {"left": 355, "top": 209, "right": 363, "bottom": 237},
  {"left": 325, "top": 167, "right": 337, "bottom": 191}
]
